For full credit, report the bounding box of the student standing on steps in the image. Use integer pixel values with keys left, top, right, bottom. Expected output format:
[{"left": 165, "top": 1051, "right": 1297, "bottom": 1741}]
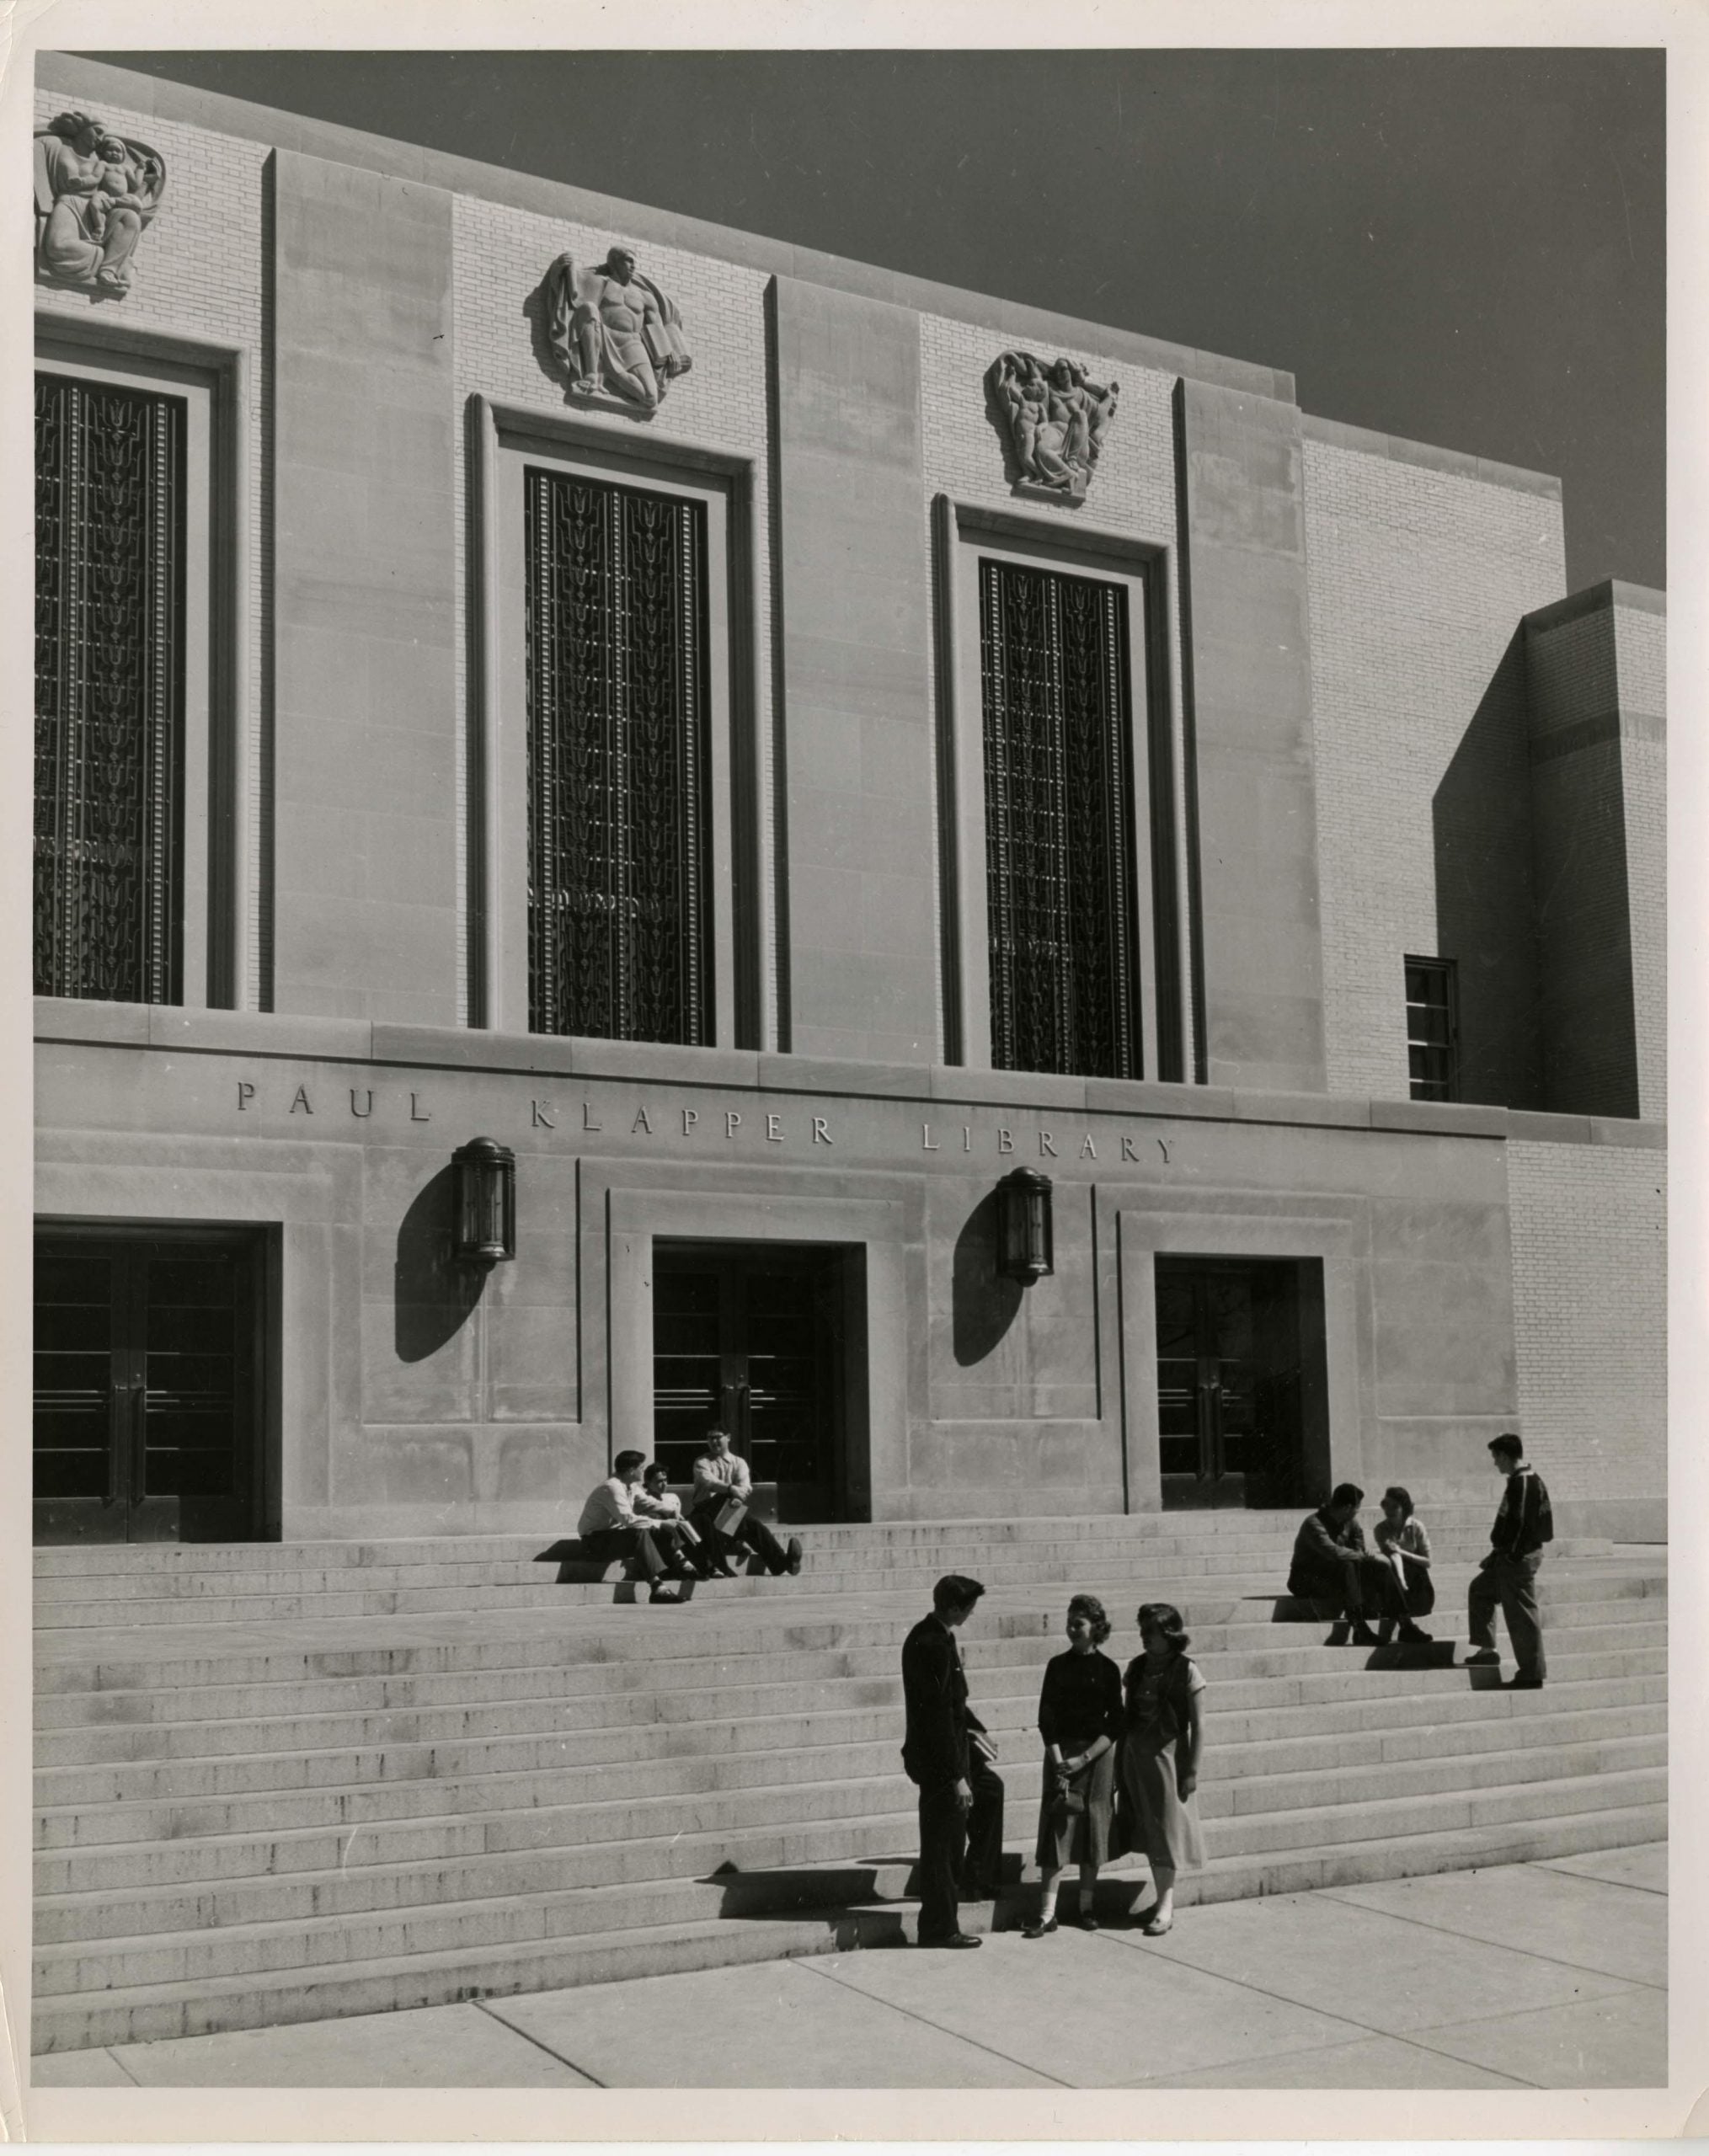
[
  {"left": 901, "top": 1573, "right": 1005, "bottom": 1949},
  {"left": 1119, "top": 1602, "right": 1205, "bottom": 1937},
  {"left": 1465, "top": 1433, "right": 1553, "bottom": 1688},
  {"left": 1023, "top": 1594, "right": 1124, "bottom": 1938}
]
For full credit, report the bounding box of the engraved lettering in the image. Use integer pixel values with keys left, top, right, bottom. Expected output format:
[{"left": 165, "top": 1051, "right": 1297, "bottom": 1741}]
[
  {"left": 813, "top": 1117, "right": 833, "bottom": 1145},
  {"left": 1039, "top": 1131, "right": 1057, "bottom": 1158},
  {"left": 921, "top": 1123, "right": 940, "bottom": 1151},
  {"left": 1157, "top": 1137, "right": 1172, "bottom": 1164},
  {"left": 1120, "top": 1136, "right": 1140, "bottom": 1162},
  {"left": 237, "top": 1081, "right": 255, "bottom": 1111},
  {"left": 962, "top": 1125, "right": 972, "bottom": 1151},
  {"left": 765, "top": 1114, "right": 783, "bottom": 1143},
  {"left": 531, "top": 1101, "right": 556, "bottom": 1129},
  {"left": 350, "top": 1088, "right": 374, "bottom": 1118},
  {"left": 290, "top": 1085, "right": 313, "bottom": 1115},
  {"left": 681, "top": 1108, "right": 698, "bottom": 1136},
  {"left": 633, "top": 1107, "right": 654, "bottom": 1134},
  {"left": 997, "top": 1129, "right": 1015, "bottom": 1155},
  {"left": 582, "top": 1102, "right": 601, "bottom": 1132},
  {"left": 410, "top": 1092, "right": 430, "bottom": 1123},
  {"left": 725, "top": 1112, "right": 742, "bottom": 1138},
  {"left": 1080, "top": 1134, "right": 1097, "bottom": 1160}
]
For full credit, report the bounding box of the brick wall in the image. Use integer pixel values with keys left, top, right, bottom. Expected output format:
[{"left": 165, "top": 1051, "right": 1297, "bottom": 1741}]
[
  {"left": 1615, "top": 601, "right": 1666, "bottom": 1120},
  {"left": 918, "top": 317, "right": 1191, "bottom": 1073},
  {"left": 34, "top": 89, "right": 269, "bottom": 1007},
  {"left": 1507, "top": 1139, "right": 1665, "bottom": 1498},
  {"left": 451, "top": 197, "right": 774, "bottom": 1036},
  {"left": 1304, "top": 435, "right": 1566, "bottom": 1103}
]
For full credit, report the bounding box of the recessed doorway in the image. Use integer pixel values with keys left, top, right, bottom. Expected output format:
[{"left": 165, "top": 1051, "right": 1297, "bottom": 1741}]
[
  {"left": 1154, "top": 1256, "right": 1326, "bottom": 1509},
  {"left": 34, "top": 1227, "right": 266, "bottom": 1545},
  {"left": 651, "top": 1241, "right": 860, "bottom": 1524}
]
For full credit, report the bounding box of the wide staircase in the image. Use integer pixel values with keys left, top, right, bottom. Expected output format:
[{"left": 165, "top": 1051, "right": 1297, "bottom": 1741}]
[{"left": 32, "top": 1508, "right": 1666, "bottom": 2056}]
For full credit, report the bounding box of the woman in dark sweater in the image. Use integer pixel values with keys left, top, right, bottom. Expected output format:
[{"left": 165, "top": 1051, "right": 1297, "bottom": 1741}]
[{"left": 1023, "top": 1593, "right": 1124, "bottom": 1936}]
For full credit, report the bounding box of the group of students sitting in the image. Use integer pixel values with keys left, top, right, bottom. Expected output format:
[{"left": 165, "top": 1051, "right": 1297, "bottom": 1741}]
[
  {"left": 576, "top": 1426, "right": 804, "bottom": 1600},
  {"left": 1286, "top": 1436, "right": 1553, "bottom": 1687}
]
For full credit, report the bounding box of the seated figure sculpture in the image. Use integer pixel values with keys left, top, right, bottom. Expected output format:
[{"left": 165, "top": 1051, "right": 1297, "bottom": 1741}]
[{"left": 542, "top": 245, "right": 692, "bottom": 412}]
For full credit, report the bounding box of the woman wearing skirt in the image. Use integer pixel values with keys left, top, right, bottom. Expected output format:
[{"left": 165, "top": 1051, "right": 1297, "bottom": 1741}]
[
  {"left": 1120, "top": 1600, "right": 1206, "bottom": 1936},
  {"left": 1023, "top": 1593, "right": 1124, "bottom": 1935}
]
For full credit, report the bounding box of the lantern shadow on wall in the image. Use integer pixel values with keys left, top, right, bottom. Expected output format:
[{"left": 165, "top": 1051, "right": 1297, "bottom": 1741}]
[{"left": 393, "top": 1144, "right": 516, "bottom": 1364}]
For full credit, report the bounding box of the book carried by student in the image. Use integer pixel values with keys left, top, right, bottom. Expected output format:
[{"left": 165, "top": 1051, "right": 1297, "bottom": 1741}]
[{"left": 713, "top": 1494, "right": 748, "bottom": 1536}]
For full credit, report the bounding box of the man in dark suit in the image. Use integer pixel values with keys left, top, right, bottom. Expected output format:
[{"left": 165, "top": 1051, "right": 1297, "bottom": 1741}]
[{"left": 901, "top": 1573, "right": 1005, "bottom": 1948}]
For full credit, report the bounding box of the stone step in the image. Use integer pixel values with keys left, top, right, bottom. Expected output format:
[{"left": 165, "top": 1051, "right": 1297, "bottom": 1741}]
[
  {"left": 34, "top": 1692, "right": 1664, "bottom": 1948},
  {"left": 35, "top": 1508, "right": 1557, "bottom": 1575},
  {"left": 32, "top": 1538, "right": 1623, "bottom": 1625},
  {"left": 33, "top": 1630, "right": 1664, "bottom": 1802},
  {"left": 34, "top": 1717, "right": 1666, "bottom": 1971},
  {"left": 30, "top": 1621, "right": 1667, "bottom": 1755},
  {"left": 38, "top": 1706, "right": 1668, "bottom": 1868},
  {"left": 35, "top": 1673, "right": 1668, "bottom": 1886},
  {"left": 28, "top": 1792, "right": 1667, "bottom": 2057},
  {"left": 26, "top": 1526, "right": 1534, "bottom": 1595},
  {"left": 34, "top": 1620, "right": 1666, "bottom": 1846},
  {"left": 32, "top": 1561, "right": 1663, "bottom": 1694},
  {"left": 50, "top": 1736, "right": 1665, "bottom": 1999},
  {"left": 34, "top": 1628, "right": 1664, "bottom": 1768}
]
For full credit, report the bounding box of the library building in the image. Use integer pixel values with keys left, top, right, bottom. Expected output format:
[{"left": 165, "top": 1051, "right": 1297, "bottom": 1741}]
[{"left": 26, "top": 50, "right": 1668, "bottom": 2064}]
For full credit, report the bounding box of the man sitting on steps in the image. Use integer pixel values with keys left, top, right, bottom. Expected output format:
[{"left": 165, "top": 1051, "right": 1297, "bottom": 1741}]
[
  {"left": 1288, "top": 1483, "right": 1426, "bottom": 1646},
  {"left": 577, "top": 1450, "right": 697, "bottom": 1599},
  {"left": 687, "top": 1426, "right": 804, "bottom": 1579}
]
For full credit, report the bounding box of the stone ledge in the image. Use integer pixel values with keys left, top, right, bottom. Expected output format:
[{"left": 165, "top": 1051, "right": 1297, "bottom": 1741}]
[{"left": 32, "top": 1004, "right": 1668, "bottom": 1149}]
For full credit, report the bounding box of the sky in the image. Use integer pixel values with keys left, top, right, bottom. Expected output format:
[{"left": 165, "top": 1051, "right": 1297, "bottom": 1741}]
[{"left": 85, "top": 45, "right": 1664, "bottom": 595}]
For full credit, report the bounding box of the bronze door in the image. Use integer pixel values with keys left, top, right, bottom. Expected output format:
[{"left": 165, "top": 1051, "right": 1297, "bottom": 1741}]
[
  {"left": 651, "top": 1246, "right": 845, "bottom": 1523},
  {"left": 34, "top": 1231, "right": 261, "bottom": 1545},
  {"left": 1155, "top": 1258, "right": 1304, "bottom": 1510}
]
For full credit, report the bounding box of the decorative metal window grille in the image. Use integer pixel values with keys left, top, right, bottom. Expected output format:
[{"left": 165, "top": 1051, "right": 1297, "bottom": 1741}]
[
  {"left": 1405, "top": 956, "right": 1460, "bottom": 1101},
  {"left": 526, "top": 470, "right": 712, "bottom": 1043},
  {"left": 980, "top": 558, "right": 1141, "bottom": 1078},
  {"left": 35, "top": 373, "right": 185, "bottom": 1004}
]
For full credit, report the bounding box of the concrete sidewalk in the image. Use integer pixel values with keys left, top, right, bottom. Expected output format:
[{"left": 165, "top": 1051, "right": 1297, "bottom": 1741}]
[{"left": 34, "top": 1843, "right": 1664, "bottom": 2092}]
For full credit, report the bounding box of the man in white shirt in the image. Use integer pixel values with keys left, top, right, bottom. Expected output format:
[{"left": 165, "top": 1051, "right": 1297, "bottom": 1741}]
[
  {"left": 577, "top": 1449, "right": 695, "bottom": 1593},
  {"left": 688, "top": 1427, "right": 804, "bottom": 1578}
]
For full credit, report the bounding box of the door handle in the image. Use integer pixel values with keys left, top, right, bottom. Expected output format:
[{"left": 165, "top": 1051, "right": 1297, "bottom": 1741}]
[{"left": 127, "top": 1379, "right": 147, "bottom": 1501}]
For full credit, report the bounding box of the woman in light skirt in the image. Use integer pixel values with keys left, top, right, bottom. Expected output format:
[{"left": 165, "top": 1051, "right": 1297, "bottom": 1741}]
[{"left": 1119, "top": 1600, "right": 1205, "bottom": 1936}]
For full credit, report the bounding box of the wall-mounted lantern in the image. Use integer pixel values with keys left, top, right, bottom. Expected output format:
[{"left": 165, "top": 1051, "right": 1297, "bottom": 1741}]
[
  {"left": 996, "top": 1166, "right": 1054, "bottom": 1284},
  {"left": 451, "top": 1137, "right": 516, "bottom": 1267}
]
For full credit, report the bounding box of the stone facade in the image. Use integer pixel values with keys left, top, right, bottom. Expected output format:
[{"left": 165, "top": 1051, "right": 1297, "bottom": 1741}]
[{"left": 30, "top": 52, "right": 1666, "bottom": 1544}]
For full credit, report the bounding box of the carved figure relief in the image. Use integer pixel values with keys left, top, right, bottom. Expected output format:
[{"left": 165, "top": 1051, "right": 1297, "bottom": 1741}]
[
  {"left": 542, "top": 246, "right": 692, "bottom": 413},
  {"left": 35, "top": 112, "right": 167, "bottom": 300},
  {"left": 986, "top": 350, "right": 1119, "bottom": 499}
]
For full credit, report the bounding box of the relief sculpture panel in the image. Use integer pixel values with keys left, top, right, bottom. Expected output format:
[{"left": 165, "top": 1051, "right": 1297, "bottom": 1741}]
[
  {"left": 541, "top": 244, "right": 693, "bottom": 413},
  {"left": 34, "top": 111, "right": 167, "bottom": 300},
  {"left": 986, "top": 349, "right": 1119, "bottom": 499}
]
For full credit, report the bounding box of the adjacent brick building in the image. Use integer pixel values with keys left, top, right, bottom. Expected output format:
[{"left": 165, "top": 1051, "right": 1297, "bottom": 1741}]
[{"left": 31, "top": 53, "right": 1664, "bottom": 1556}]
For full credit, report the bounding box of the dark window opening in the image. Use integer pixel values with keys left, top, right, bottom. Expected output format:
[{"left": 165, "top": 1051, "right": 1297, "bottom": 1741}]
[
  {"left": 980, "top": 558, "right": 1142, "bottom": 1079},
  {"left": 1406, "top": 956, "right": 1460, "bottom": 1102},
  {"left": 35, "top": 371, "right": 186, "bottom": 1004},
  {"left": 525, "top": 467, "right": 712, "bottom": 1043}
]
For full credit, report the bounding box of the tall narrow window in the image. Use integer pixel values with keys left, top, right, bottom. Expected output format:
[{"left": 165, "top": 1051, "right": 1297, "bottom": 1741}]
[
  {"left": 1405, "top": 956, "right": 1460, "bottom": 1101},
  {"left": 980, "top": 558, "right": 1140, "bottom": 1077},
  {"left": 525, "top": 468, "right": 712, "bottom": 1043},
  {"left": 35, "top": 372, "right": 186, "bottom": 1003}
]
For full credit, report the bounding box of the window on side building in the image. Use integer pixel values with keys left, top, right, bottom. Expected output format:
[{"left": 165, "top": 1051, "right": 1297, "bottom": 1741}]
[
  {"left": 1405, "top": 956, "right": 1460, "bottom": 1101},
  {"left": 34, "top": 345, "right": 231, "bottom": 1007}
]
